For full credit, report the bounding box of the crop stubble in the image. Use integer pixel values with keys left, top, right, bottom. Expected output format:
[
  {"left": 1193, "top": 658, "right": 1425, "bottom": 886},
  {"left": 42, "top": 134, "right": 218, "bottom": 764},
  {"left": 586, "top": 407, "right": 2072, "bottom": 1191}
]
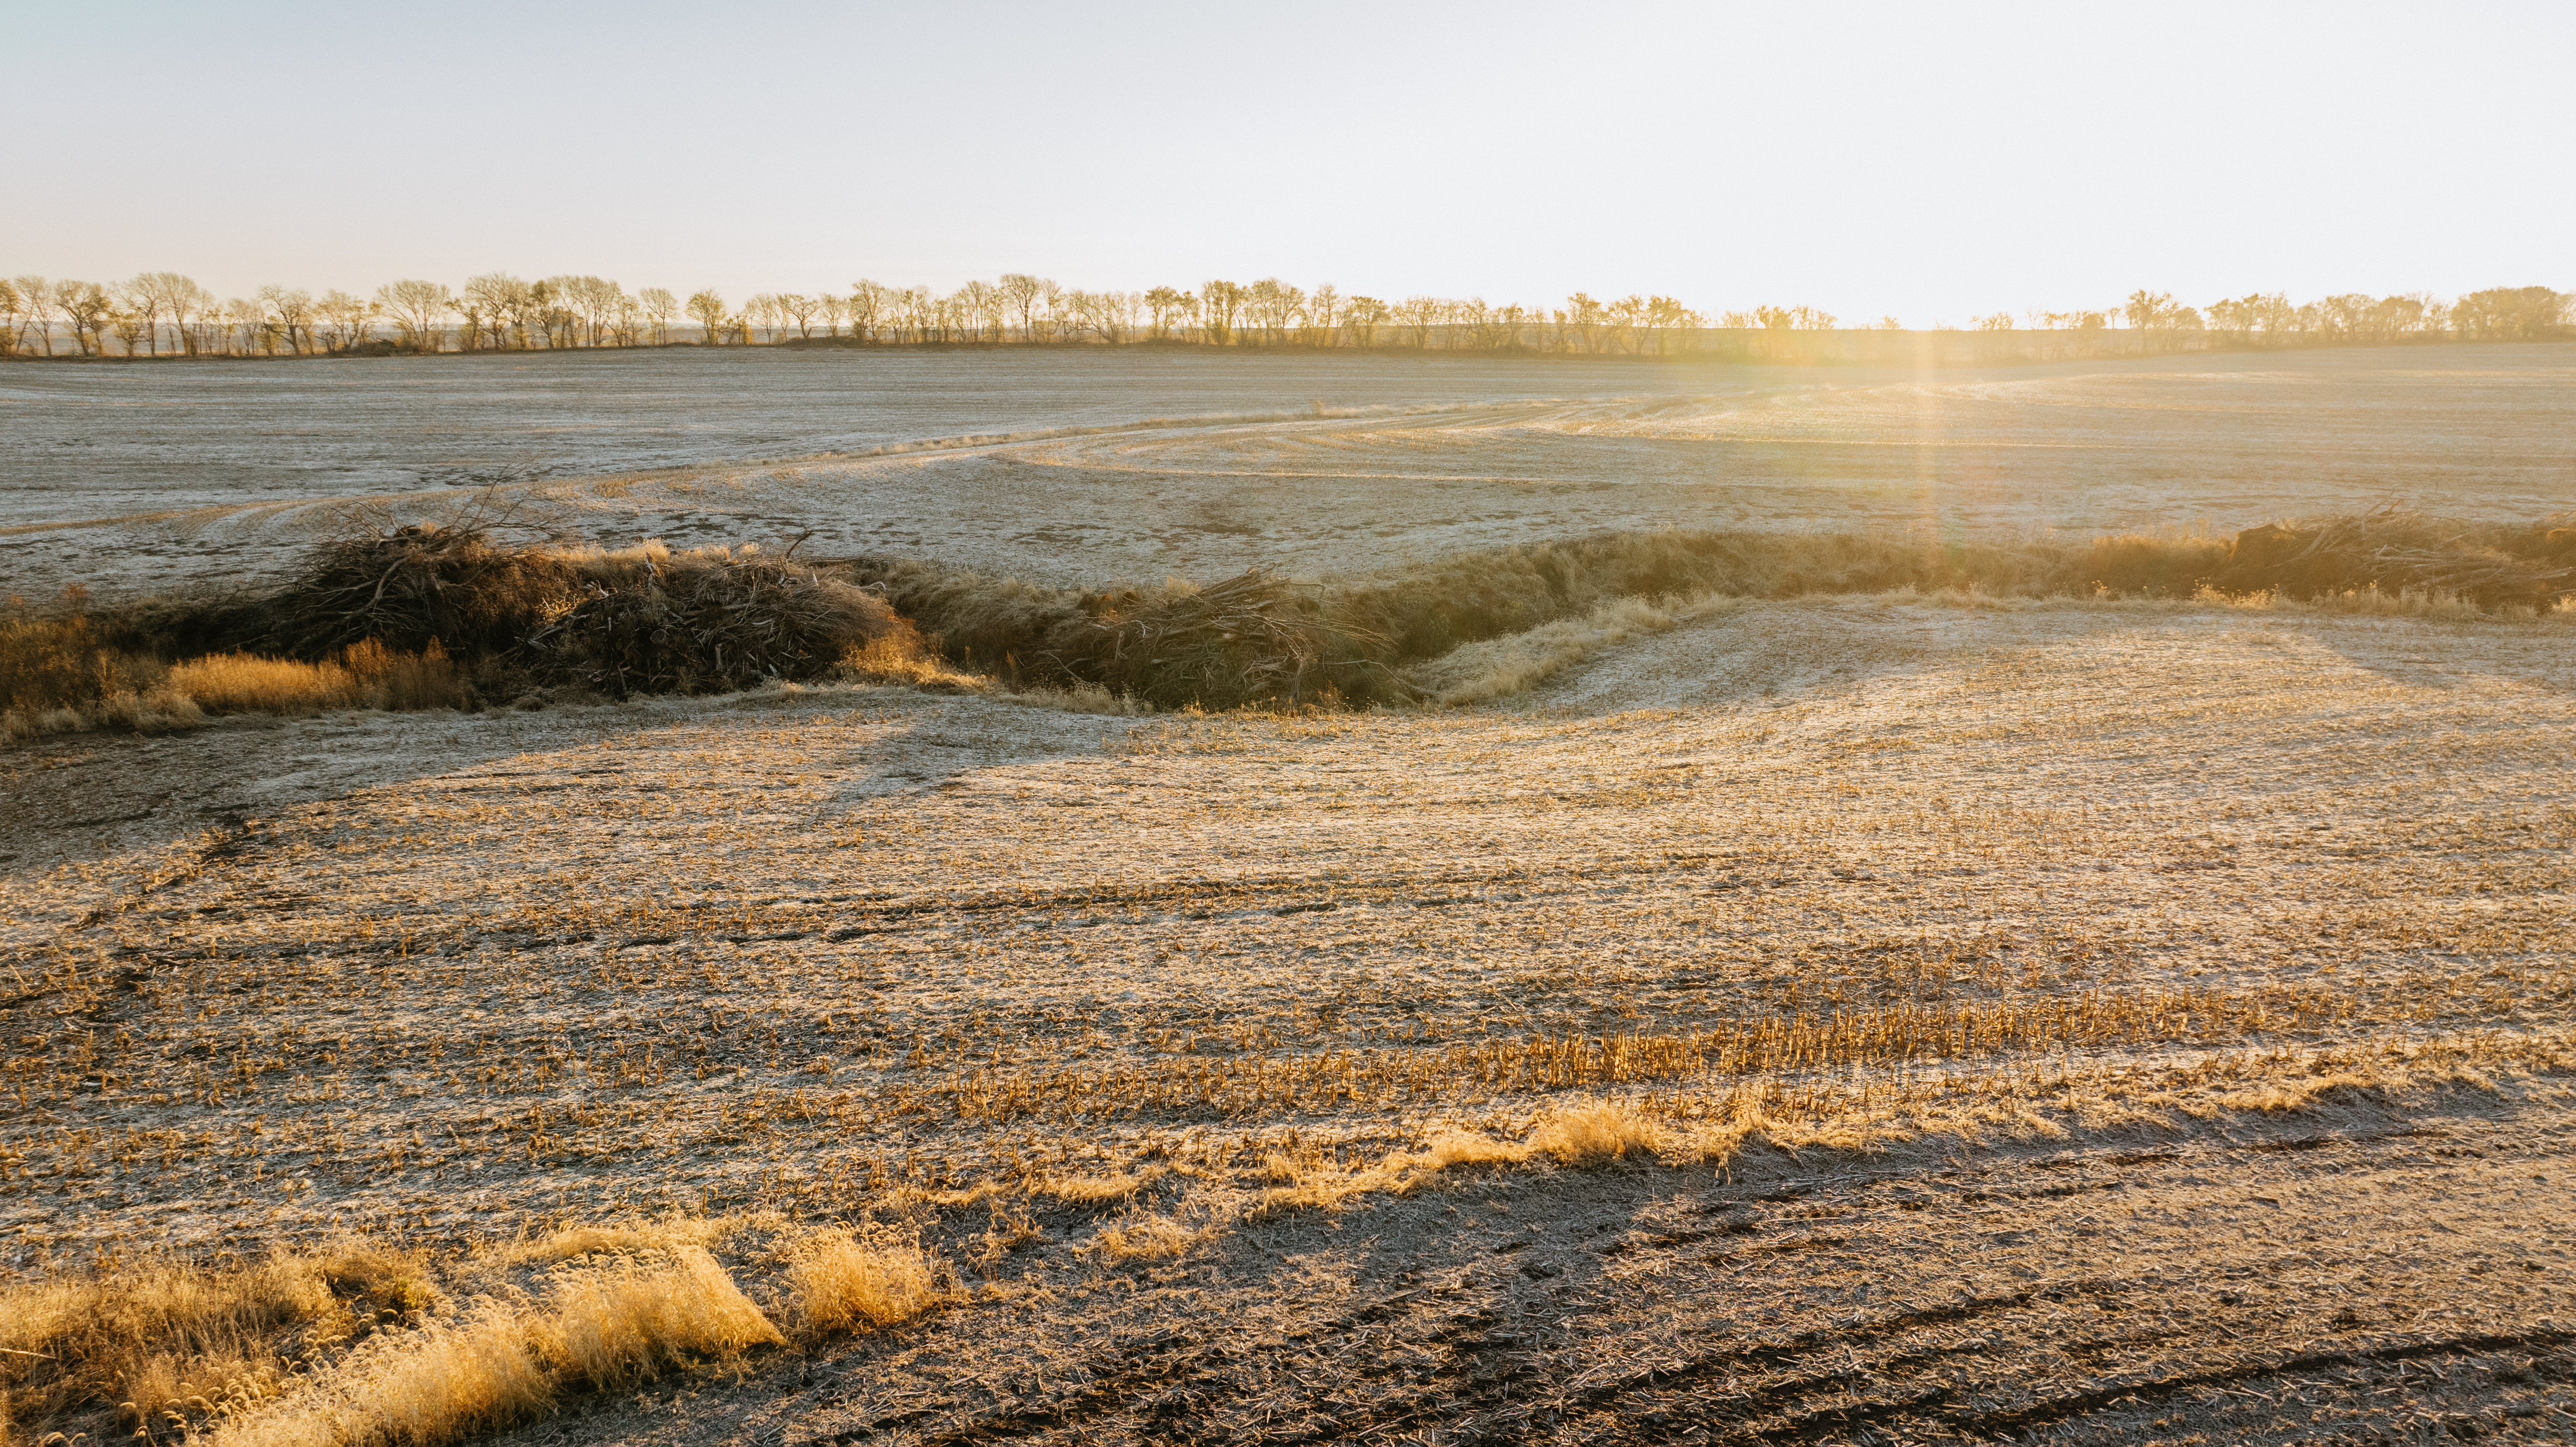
[{"left": 3, "top": 596, "right": 2569, "bottom": 1271}]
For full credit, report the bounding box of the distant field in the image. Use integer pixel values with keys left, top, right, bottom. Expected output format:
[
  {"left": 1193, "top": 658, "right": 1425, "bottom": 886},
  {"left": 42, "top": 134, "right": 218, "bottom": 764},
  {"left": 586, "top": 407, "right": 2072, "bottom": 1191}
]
[{"left": 3, "top": 343, "right": 2570, "bottom": 600}]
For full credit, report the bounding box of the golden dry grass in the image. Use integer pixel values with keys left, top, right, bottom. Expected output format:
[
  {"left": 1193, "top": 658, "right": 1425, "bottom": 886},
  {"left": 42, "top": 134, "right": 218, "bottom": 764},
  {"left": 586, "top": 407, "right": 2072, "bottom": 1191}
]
[
  {"left": 218, "top": 1305, "right": 554, "bottom": 1447},
  {"left": 536, "top": 1245, "right": 783, "bottom": 1388},
  {"left": 1088, "top": 1212, "right": 1205, "bottom": 1263},
  {"left": 0, "top": 1026, "right": 2558, "bottom": 1447},
  {"left": 2, "top": 626, "right": 469, "bottom": 742},
  {"left": 784, "top": 1230, "right": 943, "bottom": 1338},
  {"left": 0, "top": 1239, "right": 432, "bottom": 1446}
]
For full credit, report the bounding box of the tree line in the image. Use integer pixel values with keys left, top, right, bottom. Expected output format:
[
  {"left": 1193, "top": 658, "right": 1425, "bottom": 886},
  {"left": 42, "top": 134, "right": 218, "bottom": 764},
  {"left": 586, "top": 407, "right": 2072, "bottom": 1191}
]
[{"left": 1, "top": 270, "right": 2565, "bottom": 358}]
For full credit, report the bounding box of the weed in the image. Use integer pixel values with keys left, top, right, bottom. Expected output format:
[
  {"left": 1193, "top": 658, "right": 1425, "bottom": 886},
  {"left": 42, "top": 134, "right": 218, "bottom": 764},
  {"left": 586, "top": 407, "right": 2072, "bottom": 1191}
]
[{"left": 784, "top": 1231, "right": 941, "bottom": 1338}]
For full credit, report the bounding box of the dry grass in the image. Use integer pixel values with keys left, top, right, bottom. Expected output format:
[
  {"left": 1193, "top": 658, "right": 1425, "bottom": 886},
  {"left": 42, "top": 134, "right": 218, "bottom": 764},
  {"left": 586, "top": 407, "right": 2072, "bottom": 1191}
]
[
  {"left": 536, "top": 1245, "right": 783, "bottom": 1388},
  {"left": 218, "top": 1306, "right": 554, "bottom": 1447},
  {"left": 13, "top": 511, "right": 2563, "bottom": 742},
  {"left": 2, "top": 587, "right": 472, "bottom": 742},
  {"left": 0, "top": 1239, "right": 432, "bottom": 1446},
  {"left": 1407, "top": 595, "right": 1737, "bottom": 704},
  {"left": 843, "top": 510, "right": 2573, "bottom": 712},
  {"left": 164, "top": 639, "right": 469, "bottom": 718},
  {"left": 836, "top": 624, "right": 989, "bottom": 693},
  {"left": 1088, "top": 1212, "right": 1205, "bottom": 1263},
  {"left": 203, "top": 1225, "right": 800, "bottom": 1447},
  {"left": 784, "top": 1231, "right": 943, "bottom": 1338},
  {"left": 0, "top": 1029, "right": 2562, "bottom": 1447},
  {"left": 1530, "top": 1098, "right": 1668, "bottom": 1165}
]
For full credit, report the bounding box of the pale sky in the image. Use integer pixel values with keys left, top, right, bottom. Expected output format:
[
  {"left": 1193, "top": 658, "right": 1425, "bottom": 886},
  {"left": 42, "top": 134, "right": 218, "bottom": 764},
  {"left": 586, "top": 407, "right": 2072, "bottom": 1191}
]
[{"left": 6, "top": 0, "right": 2569, "bottom": 323}]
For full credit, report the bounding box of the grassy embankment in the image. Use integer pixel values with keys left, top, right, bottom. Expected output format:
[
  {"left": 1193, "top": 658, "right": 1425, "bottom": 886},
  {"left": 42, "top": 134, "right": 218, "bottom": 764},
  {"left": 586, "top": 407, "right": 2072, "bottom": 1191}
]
[{"left": 8, "top": 509, "right": 2571, "bottom": 741}]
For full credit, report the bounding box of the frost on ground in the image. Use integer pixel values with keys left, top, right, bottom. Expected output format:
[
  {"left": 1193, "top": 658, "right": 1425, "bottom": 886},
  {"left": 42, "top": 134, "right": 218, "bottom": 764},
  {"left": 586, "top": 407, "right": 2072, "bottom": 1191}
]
[
  {"left": 5, "top": 596, "right": 2569, "bottom": 1234},
  {"left": 7, "top": 344, "right": 2572, "bottom": 602},
  {"left": 6, "top": 594, "right": 2574, "bottom": 1441}
]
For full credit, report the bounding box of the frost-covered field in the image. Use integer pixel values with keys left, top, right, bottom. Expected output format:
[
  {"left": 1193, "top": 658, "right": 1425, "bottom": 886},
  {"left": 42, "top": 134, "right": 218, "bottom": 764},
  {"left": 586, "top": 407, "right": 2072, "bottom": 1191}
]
[
  {"left": 4, "top": 343, "right": 2570, "bottom": 599},
  {"left": 5, "top": 347, "right": 2575, "bottom": 1443}
]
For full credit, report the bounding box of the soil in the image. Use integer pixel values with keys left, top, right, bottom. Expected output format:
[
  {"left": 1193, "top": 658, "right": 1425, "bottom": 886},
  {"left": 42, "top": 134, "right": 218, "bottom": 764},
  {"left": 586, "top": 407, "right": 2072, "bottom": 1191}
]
[
  {"left": 5, "top": 347, "right": 2572, "bottom": 1442},
  {"left": 517, "top": 1089, "right": 2576, "bottom": 1446}
]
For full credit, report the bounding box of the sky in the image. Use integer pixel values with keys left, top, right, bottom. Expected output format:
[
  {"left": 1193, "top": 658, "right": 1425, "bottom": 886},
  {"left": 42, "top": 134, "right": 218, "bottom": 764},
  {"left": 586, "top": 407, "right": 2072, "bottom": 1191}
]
[{"left": 6, "top": 0, "right": 2570, "bottom": 324}]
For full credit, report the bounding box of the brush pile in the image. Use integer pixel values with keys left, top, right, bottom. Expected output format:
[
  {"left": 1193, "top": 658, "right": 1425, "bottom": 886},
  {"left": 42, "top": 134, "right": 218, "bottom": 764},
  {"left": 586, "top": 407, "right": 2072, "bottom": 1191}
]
[
  {"left": 2211, "top": 507, "right": 2576, "bottom": 607},
  {"left": 848, "top": 560, "right": 1411, "bottom": 707},
  {"left": 523, "top": 550, "right": 899, "bottom": 698},
  {"left": 1084, "top": 571, "right": 1414, "bottom": 708},
  {"left": 253, "top": 524, "right": 580, "bottom": 659}
]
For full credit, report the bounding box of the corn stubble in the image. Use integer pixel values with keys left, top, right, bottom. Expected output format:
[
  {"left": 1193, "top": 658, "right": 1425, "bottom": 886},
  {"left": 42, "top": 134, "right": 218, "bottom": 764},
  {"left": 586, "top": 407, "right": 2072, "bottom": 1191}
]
[{"left": 3, "top": 584, "right": 2573, "bottom": 1443}]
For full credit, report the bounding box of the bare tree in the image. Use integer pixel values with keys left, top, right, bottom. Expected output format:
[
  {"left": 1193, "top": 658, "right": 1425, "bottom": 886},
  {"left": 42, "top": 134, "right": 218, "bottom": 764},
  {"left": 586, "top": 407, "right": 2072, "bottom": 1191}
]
[
  {"left": 462, "top": 274, "right": 532, "bottom": 349},
  {"left": 1645, "top": 295, "right": 1699, "bottom": 354},
  {"left": 953, "top": 280, "right": 998, "bottom": 342},
  {"left": 899, "top": 286, "right": 938, "bottom": 342},
  {"left": 545, "top": 276, "right": 623, "bottom": 346},
  {"left": 817, "top": 292, "right": 846, "bottom": 338},
  {"left": 153, "top": 274, "right": 214, "bottom": 355},
  {"left": 0, "top": 277, "right": 21, "bottom": 355},
  {"left": 109, "top": 302, "right": 147, "bottom": 355},
  {"left": 848, "top": 280, "right": 887, "bottom": 342},
  {"left": 635, "top": 287, "right": 676, "bottom": 345},
  {"left": 2123, "top": 289, "right": 2174, "bottom": 352},
  {"left": 778, "top": 293, "right": 819, "bottom": 339},
  {"left": 215, "top": 297, "right": 256, "bottom": 355},
  {"left": 314, "top": 289, "right": 378, "bottom": 351},
  {"left": 1073, "top": 289, "right": 1133, "bottom": 343},
  {"left": 1143, "top": 286, "right": 1189, "bottom": 340},
  {"left": 376, "top": 279, "right": 452, "bottom": 351},
  {"left": 1344, "top": 295, "right": 1386, "bottom": 348},
  {"left": 14, "top": 275, "right": 54, "bottom": 354},
  {"left": 528, "top": 279, "right": 575, "bottom": 347},
  {"left": 2451, "top": 286, "right": 2569, "bottom": 340},
  {"left": 57, "top": 280, "right": 114, "bottom": 355},
  {"left": 1306, "top": 283, "right": 1340, "bottom": 346},
  {"left": 686, "top": 289, "right": 727, "bottom": 344},
  {"left": 996, "top": 274, "right": 1048, "bottom": 341},
  {"left": 1200, "top": 280, "right": 1245, "bottom": 345},
  {"left": 257, "top": 286, "right": 318, "bottom": 353},
  {"left": 116, "top": 276, "right": 163, "bottom": 355},
  {"left": 1244, "top": 279, "right": 1285, "bottom": 344},
  {"left": 1560, "top": 292, "right": 1606, "bottom": 353},
  {"left": 1395, "top": 295, "right": 1443, "bottom": 349},
  {"left": 1035, "top": 280, "right": 1067, "bottom": 342}
]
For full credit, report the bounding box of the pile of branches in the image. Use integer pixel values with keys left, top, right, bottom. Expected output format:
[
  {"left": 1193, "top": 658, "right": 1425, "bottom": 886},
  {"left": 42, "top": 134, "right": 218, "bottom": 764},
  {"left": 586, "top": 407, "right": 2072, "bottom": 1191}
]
[
  {"left": 523, "top": 552, "right": 898, "bottom": 698},
  {"left": 2211, "top": 507, "right": 2576, "bottom": 608},
  {"left": 1085, "top": 571, "right": 1414, "bottom": 709},
  {"left": 252, "top": 524, "right": 580, "bottom": 659},
  {"left": 844, "top": 559, "right": 1413, "bottom": 708}
]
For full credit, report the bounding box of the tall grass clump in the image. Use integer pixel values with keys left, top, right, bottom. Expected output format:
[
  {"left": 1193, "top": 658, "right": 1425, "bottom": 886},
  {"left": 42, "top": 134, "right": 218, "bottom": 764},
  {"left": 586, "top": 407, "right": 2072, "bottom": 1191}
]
[
  {"left": 853, "top": 508, "right": 2575, "bottom": 710},
  {"left": 783, "top": 1231, "right": 942, "bottom": 1339},
  {"left": 0, "top": 1241, "right": 433, "bottom": 1446},
  {"left": 3, "top": 589, "right": 471, "bottom": 741}
]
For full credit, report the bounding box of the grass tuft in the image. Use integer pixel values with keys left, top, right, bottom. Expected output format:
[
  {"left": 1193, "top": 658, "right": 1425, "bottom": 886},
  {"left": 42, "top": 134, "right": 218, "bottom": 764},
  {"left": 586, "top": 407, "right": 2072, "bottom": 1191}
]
[
  {"left": 1531, "top": 1098, "right": 1668, "bottom": 1166},
  {"left": 534, "top": 1246, "right": 783, "bottom": 1389},
  {"left": 784, "top": 1231, "right": 942, "bottom": 1339}
]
